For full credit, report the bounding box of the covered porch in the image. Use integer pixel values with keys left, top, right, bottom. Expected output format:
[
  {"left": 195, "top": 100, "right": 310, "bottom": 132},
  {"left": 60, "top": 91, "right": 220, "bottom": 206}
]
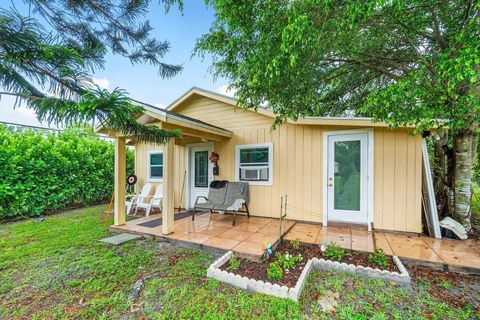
[
  {"left": 110, "top": 211, "right": 296, "bottom": 260},
  {"left": 110, "top": 103, "right": 234, "bottom": 236}
]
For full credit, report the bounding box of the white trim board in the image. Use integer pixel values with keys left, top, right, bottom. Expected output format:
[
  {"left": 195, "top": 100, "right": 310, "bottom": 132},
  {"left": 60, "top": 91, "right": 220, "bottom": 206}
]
[
  {"left": 322, "top": 129, "right": 374, "bottom": 230},
  {"left": 185, "top": 142, "right": 214, "bottom": 209},
  {"left": 235, "top": 142, "right": 274, "bottom": 186}
]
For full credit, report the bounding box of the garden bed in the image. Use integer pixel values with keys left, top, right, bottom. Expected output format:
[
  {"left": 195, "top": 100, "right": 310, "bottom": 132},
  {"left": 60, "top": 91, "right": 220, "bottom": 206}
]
[
  {"left": 208, "top": 240, "right": 410, "bottom": 301},
  {"left": 220, "top": 241, "right": 399, "bottom": 287}
]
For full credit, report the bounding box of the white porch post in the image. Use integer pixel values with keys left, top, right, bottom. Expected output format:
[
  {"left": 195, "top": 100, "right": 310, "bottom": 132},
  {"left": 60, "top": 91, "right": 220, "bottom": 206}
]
[
  {"left": 162, "top": 138, "right": 175, "bottom": 234},
  {"left": 114, "top": 136, "right": 126, "bottom": 226}
]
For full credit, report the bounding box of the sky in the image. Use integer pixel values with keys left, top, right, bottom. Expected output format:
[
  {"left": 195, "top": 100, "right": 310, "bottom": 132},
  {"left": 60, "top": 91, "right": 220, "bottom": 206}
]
[{"left": 0, "top": 1, "right": 234, "bottom": 128}]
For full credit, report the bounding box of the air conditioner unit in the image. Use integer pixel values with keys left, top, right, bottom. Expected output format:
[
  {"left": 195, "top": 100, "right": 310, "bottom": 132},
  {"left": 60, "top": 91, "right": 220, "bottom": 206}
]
[{"left": 239, "top": 167, "right": 269, "bottom": 181}]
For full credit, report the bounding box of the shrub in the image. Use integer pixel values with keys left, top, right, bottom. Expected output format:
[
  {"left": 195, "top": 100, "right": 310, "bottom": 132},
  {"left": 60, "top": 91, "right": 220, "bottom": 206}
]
[
  {"left": 267, "top": 261, "right": 283, "bottom": 280},
  {"left": 368, "top": 249, "right": 388, "bottom": 269},
  {"left": 275, "top": 252, "right": 302, "bottom": 270},
  {"left": 290, "top": 238, "right": 301, "bottom": 250},
  {"left": 323, "top": 242, "right": 346, "bottom": 261},
  {"left": 0, "top": 125, "right": 134, "bottom": 220},
  {"left": 227, "top": 254, "right": 240, "bottom": 271}
]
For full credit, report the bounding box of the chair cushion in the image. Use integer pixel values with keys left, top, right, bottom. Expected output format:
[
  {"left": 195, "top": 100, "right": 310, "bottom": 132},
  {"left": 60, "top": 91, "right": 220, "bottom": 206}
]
[
  {"left": 195, "top": 201, "right": 216, "bottom": 210},
  {"left": 223, "top": 182, "right": 249, "bottom": 206},
  {"left": 206, "top": 184, "right": 228, "bottom": 205}
]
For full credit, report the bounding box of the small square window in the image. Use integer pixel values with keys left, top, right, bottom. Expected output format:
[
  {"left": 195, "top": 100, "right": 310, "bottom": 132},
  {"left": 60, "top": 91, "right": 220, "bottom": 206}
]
[
  {"left": 236, "top": 143, "right": 273, "bottom": 185},
  {"left": 148, "top": 152, "right": 163, "bottom": 181}
]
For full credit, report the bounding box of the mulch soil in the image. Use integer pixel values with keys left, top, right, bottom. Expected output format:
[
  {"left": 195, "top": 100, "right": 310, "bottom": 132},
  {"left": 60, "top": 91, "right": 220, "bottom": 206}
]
[
  {"left": 409, "top": 265, "right": 480, "bottom": 310},
  {"left": 219, "top": 240, "right": 398, "bottom": 287}
]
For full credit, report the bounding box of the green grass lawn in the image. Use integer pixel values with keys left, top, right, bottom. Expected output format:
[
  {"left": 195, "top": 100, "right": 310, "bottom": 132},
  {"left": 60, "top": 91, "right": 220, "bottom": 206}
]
[{"left": 0, "top": 206, "right": 478, "bottom": 319}]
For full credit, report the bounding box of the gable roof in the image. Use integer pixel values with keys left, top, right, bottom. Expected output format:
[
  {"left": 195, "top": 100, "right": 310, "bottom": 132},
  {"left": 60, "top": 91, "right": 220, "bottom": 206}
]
[
  {"left": 167, "top": 87, "right": 402, "bottom": 128},
  {"left": 95, "top": 98, "right": 231, "bottom": 138}
]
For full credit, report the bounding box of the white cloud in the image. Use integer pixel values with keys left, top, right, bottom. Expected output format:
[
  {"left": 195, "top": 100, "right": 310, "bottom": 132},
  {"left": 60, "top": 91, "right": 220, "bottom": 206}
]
[
  {"left": 216, "top": 84, "right": 237, "bottom": 97},
  {"left": 93, "top": 77, "right": 110, "bottom": 90},
  {"left": 154, "top": 103, "right": 166, "bottom": 109}
]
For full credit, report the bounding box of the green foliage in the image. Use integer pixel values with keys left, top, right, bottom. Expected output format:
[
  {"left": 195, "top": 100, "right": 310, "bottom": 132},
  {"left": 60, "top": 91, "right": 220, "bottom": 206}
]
[
  {"left": 323, "top": 242, "right": 346, "bottom": 261},
  {"left": 368, "top": 249, "right": 388, "bottom": 269},
  {"left": 275, "top": 252, "right": 302, "bottom": 270},
  {"left": 0, "top": 6, "right": 182, "bottom": 145},
  {"left": 267, "top": 261, "right": 284, "bottom": 280},
  {"left": 291, "top": 238, "right": 301, "bottom": 250},
  {"left": 197, "top": 1, "right": 480, "bottom": 132},
  {"left": 227, "top": 253, "right": 240, "bottom": 271},
  {"left": 0, "top": 125, "right": 134, "bottom": 219}
]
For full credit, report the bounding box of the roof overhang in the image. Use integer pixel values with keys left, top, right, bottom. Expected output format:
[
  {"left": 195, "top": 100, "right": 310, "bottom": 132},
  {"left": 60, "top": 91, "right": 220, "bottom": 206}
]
[
  {"left": 96, "top": 99, "right": 232, "bottom": 140},
  {"left": 167, "top": 87, "right": 416, "bottom": 128}
]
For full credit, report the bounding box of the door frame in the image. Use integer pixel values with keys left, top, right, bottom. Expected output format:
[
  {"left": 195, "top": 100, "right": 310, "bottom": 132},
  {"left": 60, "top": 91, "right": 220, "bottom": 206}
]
[
  {"left": 322, "top": 129, "right": 374, "bottom": 230},
  {"left": 185, "top": 142, "right": 214, "bottom": 209}
]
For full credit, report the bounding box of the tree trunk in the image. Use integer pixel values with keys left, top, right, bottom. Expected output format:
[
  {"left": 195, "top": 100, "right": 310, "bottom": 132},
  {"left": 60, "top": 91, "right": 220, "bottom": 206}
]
[
  {"left": 453, "top": 128, "right": 476, "bottom": 230},
  {"left": 432, "top": 130, "right": 450, "bottom": 217}
]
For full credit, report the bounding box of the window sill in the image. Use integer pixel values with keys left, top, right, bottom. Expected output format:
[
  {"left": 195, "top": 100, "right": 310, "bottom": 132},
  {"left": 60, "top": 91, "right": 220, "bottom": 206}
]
[{"left": 147, "top": 178, "right": 163, "bottom": 183}]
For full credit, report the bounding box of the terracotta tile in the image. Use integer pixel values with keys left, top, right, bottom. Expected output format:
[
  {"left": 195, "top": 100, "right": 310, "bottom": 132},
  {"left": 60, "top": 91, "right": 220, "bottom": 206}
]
[
  {"left": 164, "top": 231, "right": 188, "bottom": 240},
  {"left": 315, "top": 234, "right": 351, "bottom": 250},
  {"left": 204, "top": 237, "right": 240, "bottom": 250},
  {"left": 373, "top": 232, "right": 388, "bottom": 242},
  {"left": 246, "top": 232, "right": 279, "bottom": 245},
  {"left": 374, "top": 241, "right": 394, "bottom": 256},
  {"left": 318, "top": 226, "right": 351, "bottom": 237},
  {"left": 291, "top": 223, "right": 322, "bottom": 234},
  {"left": 233, "top": 241, "right": 265, "bottom": 256},
  {"left": 233, "top": 222, "right": 262, "bottom": 232},
  {"left": 351, "top": 229, "right": 373, "bottom": 239},
  {"left": 258, "top": 224, "right": 283, "bottom": 235},
  {"left": 176, "top": 233, "right": 211, "bottom": 244},
  {"left": 218, "top": 229, "right": 254, "bottom": 242},
  {"left": 284, "top": 229, "right": 319, "bottom": 244},
  {"left": 351, "top": 238, "right": 375, "bottom": 253},
  {"left": 384, "top": 233, "right": 425, "bottom": 246},
  {"left": 245, "top": 217, "right": 272, "bottom": 226},
  {"left": 195, "top": 226, "right": 230, "bottom": 237},
  {"left": 436, "top": 250, "right": 480, "bottom": 268},
  {"left": 389, "top": 243, "right": 444, "bottom": 263},
  {"left": 422, "top": 237, "right": 478, "bottom": 253}
]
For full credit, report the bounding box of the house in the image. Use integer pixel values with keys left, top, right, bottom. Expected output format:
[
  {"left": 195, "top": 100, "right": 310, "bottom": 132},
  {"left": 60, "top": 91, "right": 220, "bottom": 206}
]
[{"left": 101, "top": 87, "right": 423, "bottom": 235}]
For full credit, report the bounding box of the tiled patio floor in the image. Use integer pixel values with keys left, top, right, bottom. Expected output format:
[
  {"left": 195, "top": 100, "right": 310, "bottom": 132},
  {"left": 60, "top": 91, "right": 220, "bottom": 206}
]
[
  {"left": 109, "top": 212, "right": 295, "bottom": 260},
  {"left": 284, "top": 223, "right": 480, "bottom": 270}
]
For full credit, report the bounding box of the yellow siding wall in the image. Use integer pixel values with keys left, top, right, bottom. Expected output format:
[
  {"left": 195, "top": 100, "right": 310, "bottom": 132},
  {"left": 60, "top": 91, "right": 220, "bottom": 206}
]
[
  {"left": 134, "top": 95, "right": 423, "bottom": 233},
  {"left": 135, "top": 142, "right": 186, "bottom": 208}
]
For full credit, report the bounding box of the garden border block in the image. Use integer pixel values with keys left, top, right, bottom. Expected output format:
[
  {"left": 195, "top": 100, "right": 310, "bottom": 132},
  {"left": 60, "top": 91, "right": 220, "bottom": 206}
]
[{"left": 207, "top": 251, "right": 410, "bottom": 301}]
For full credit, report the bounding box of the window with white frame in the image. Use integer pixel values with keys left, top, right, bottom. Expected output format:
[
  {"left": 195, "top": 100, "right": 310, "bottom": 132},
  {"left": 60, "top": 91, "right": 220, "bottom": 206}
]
[
  {"left": 148, "top": 152, "right": 163, "bottom": 181},
  {"left": 236, "top": 143, "right": 273, "bottom": 185}
]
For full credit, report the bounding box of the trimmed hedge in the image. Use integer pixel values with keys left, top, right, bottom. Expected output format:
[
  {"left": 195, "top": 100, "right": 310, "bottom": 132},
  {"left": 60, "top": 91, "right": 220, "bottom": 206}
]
[{"left": 0, "top": 125, "right": 134, "bottom": 220}]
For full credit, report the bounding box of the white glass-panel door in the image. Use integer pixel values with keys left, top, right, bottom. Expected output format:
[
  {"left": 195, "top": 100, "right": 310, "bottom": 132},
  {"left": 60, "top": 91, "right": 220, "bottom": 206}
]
[{"left": 327, "top": 133, "right": 368, "bottom": 224}]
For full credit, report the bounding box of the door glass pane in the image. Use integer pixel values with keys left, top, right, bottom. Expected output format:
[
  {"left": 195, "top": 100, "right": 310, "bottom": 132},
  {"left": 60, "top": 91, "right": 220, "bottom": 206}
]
[
  {"left": 334, "top": 140, "right": 361, "bottom": 211},
  {"left": 194, "top": 151, "right": 208, "bottom": 187}
]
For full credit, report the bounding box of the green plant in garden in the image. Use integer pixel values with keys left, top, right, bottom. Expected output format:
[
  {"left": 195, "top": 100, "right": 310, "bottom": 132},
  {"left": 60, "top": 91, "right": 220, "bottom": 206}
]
[
  {"left": 227, "top": 254, "right": 240, "bottom": 271},
  {"left": 0, "top": 125, "right": 134, "bottom": 220},
  {"left": 323, "top": 243, "right": 346, "bottom": 261},
  {"left": 267, "top": 261, "right": 283, "bottom": 280},
  {"left": 275, "top": 252, "right": 302, "bottom": 270},
  {"left": 291, "top": 239, "right": 301, "bottom": 250},
  {"left": 368, "top": 249, "right": 388, "bottom": 269}
]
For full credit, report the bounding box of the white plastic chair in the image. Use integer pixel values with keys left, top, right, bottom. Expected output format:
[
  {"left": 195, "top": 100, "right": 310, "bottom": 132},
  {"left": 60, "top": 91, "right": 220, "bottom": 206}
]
[
  {"left": 126, "top": 183, "right": 152, "bottom": 215},
  {"left": 135, "top": 184, "right": 163, "bottom": 216}
]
